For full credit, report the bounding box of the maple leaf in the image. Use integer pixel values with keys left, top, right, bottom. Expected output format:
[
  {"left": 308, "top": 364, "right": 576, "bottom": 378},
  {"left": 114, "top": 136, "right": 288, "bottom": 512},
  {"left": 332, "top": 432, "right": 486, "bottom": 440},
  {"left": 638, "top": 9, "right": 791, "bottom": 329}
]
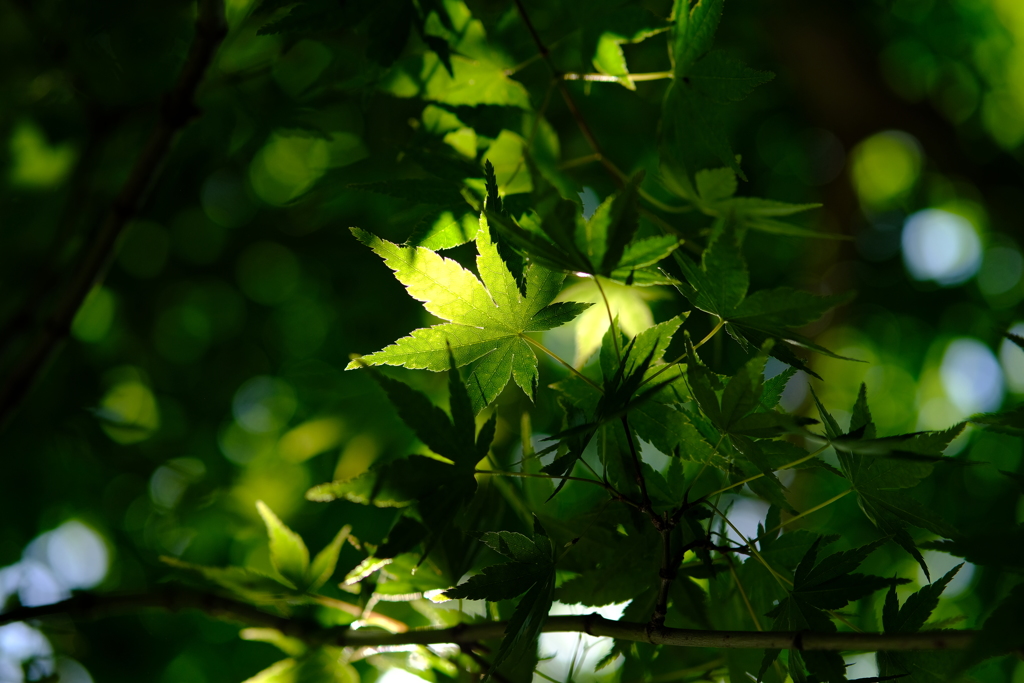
[
  {"left": 674, "top": 165, "right": 848, "bottom": 241},
  {"left": 347, "top": 223, "right": 591, "bottom": 410},
  {"left": 811, "top": 385, "right": 962, "bottom": 579},
  {"left": 309, "top": 356, "right": 497, "bottom": 561},
  {"left": 759, "top": 537, "right": 908, "bottom": 683},
  {"left": 675, "top": 217, "right": 853, "bottom": 377},
  {"left": 877, "top": 565, "right": 965, "bottom": 683},
  {"left": 484, "top": 161, "right": 681, "bottom": 285},
  {"left": 663, "top": 0, "right": 773, "bottom": 179},
  {"left": 445, "top": 521, "right": 556, "bottom": 678}
]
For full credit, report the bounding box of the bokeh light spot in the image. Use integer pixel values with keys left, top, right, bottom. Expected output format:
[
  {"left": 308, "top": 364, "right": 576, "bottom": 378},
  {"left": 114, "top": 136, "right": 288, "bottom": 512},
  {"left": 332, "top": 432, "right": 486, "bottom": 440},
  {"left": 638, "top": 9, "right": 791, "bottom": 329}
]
[
  {"left": 8, "top": 120, "right": 74, "bottom": 188},
  {"left": 249, "top": 133, "right": 329, "bottom": 205},
  {"left": 98, "top": 376, "right": 161, "bottom": 444},
  {"left": 278, "top": 417, "right": 346, "bottom": 463},
  {"left": 850, "top": 131, "right": 921, "bottom": 206},
  {"left": 1000, "top": 322, "right": 1024, "bottom": 394},
  {"left": 150, "top": 458, "right": 206, "bottom": 509},
  {"left": 71, "top": 286, "right": 115, "bottom": 344},
  {"left": 940, "top": 338, "right": 1003, "bottom": 416},
  {"left": 44, "top": 521, "right": 109, "bottom": 590},
  {"left": 901, "top": 209, "right": 982, "bottom": 285},
  {"left": 978, "top": 246, "right": 1023, "bottom": 296},
  {"left": 233, "top": 376, "right": 297, "bottom": 434}
]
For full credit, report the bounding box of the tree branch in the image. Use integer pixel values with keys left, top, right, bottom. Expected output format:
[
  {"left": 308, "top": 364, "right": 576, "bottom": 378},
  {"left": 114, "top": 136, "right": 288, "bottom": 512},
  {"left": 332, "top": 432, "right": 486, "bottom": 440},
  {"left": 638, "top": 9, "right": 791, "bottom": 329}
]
[
  {"left": 0, "top": 588, "right": 984, "bottom": 652},
  {"left": 0, "top": 0, "right": 228, "bottom": 431}
]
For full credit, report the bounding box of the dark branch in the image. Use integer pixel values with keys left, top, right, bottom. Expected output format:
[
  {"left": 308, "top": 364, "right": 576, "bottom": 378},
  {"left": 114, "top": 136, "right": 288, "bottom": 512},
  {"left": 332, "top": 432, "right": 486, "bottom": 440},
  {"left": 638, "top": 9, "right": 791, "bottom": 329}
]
[{"left": 0, "top": 588, "right": 985, "bottom": 653}]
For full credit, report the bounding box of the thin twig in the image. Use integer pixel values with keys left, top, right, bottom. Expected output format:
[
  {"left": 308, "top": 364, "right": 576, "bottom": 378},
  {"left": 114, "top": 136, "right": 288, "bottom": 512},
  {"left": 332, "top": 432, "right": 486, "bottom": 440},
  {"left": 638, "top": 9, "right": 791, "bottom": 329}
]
[
  {"left": 699, "top": 444, "right": 830, "bottom": 501},
  {"left": 0, "top": 0, "right": 227, "bottom": 431},
  {"left": 510, "top": 0, "right": 621, "bottom": 185},
  {"left": 0, "top": 588, "right": 984, "bottom": 652}
]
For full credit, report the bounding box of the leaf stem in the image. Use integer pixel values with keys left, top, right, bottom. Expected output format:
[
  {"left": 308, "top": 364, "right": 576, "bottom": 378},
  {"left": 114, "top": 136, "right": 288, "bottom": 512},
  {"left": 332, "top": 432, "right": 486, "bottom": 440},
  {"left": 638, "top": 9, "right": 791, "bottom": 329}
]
[
  {"left": 725, "top": 555, "right": 764, "bottom": 631},
  {"left": 756, "top": 488, "right": 854, "bottom": 540},
  {"left": 621, "top": 416, "right": 655, "bottom": 520},
  {"left": 704, "top": 499, "right": 790, "bottom": 588},
  {"left": 473, "top": 469, "right": 619, "bottom": 495},
  {"left": 694, "top": 318, "right": 726, "bottom": 350},
  {"left": 562, "top": 71, "right": 674, "bottom": 83},
  {"left": 522, "top": 335, "right": 603, "bottom": 393},
  {"left": 594, "top": 277, "right": 622, "bottom": 364},
  {"left": 700, "top": 444, "right": 830, "bottom": 500},
  {"left": 558, "top": 153, "right": 603, "bottom": 170}
]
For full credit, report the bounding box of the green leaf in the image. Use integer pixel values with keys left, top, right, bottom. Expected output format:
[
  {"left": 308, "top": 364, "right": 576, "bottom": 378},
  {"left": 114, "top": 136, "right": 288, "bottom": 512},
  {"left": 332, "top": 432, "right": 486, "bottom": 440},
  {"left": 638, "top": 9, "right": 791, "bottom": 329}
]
[
  {"left": 161, "top": 557, "right": 294, "bottom": 603},
  {"left": 242, "top": 649, "right": 359, "bottom": 683},
  {"left": 348, "top": 226, "right": 589, "bottom": 409},
  {"left": 675, "top": 216, "right": 748, "bottom": 318},
  {"left": 479, "top": 531, "right": 546, "bottom": 563},
  {"left": 720, "top": 352, "right": 766, "bottom": 429},
  {"left": 257, "top": 501, "right": 310, "bottom": 589},
  {"left": 970, "top": 404, "right": 1024, "bottom": 435},
  {"left": 306, "top": 525, "right": 351, "bottom": 592},
  {"left": 445, "top": 561, "right": 549, "bottom": 601},
  {"left": 664, "top": 82, "right": 741, "bottom": 176},
  {"left": 490, "top": 575, "right": 555, "bottom": 676},
  {"left": 307, "top": 455, "right": 468, "bottom": 507},
  {"left": 672, "top": 0, "right": 724, "bottom": 76},
  {"left": 761, "top": 537, "right": 906, "bottom": 682},
  {"left": 882, "top": 564, "right": 962, "bottom": 634},
  {"left": 695, "top": 166, "right": 736, "bottom": 202},
  {"left": 589, "top": 6, "right": 670, "bottom": 89},
  {"left": 760, "top": 367, "right": 797, "bottom": 411},
  {"left": 688, "top": 51, "right": 774, "bottom": 103},
  {"left": 240, "top": 628, "right": 308, "bottom": 657}
]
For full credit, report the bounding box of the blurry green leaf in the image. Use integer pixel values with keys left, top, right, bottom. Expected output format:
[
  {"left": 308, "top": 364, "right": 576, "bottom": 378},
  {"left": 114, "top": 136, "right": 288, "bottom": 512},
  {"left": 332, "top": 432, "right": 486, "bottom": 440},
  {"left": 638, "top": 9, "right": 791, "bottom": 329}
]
[
  {"left": 695, "top": 166, "right": 736, "bottom": 202},
  {"left": 257, "top": 501, "right": 310, "bottom": 589},
  {"left": 240, "top": 628, "right": 308, "bottom": 657},
  {"left": 307, "top": 525, "right": 351, "bottom": 591},
  {"left": 161, "top": 558, "right": 294, "bottom": 603},
  {"left": 242, "top": 649, "right": 358, "bottom": 683},
  {"left": 586, "top": 6, "right": 670, "bottom": 89}
]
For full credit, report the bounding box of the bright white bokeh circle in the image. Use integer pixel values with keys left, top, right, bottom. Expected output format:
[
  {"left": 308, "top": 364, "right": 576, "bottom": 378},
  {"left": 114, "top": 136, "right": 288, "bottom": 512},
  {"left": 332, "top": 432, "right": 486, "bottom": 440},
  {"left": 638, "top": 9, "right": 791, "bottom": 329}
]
[
  {"left": 940, "top": 338, "right": 1003, "bottom": 416},
  {"left": 901, "top": 209, "right": 982, "bottom": 285}
]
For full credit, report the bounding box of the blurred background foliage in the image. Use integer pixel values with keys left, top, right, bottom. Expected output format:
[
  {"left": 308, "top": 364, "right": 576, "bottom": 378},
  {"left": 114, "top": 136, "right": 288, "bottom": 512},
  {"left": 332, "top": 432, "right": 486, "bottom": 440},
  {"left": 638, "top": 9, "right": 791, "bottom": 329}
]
[{"left": 1, "top": 0, "right": 1023, "bottom": 681}]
